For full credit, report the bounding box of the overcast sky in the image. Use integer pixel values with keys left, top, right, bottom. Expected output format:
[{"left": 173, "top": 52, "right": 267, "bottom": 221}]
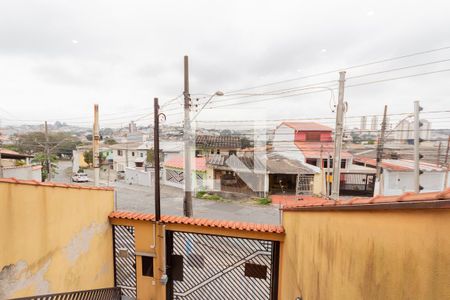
[{"left": 1, "top": 0, "right": 450, "bottom": 129}]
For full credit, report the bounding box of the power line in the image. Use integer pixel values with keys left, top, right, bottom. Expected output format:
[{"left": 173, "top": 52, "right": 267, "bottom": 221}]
[{"left": 222, "top": 45, "right": 450, "bottom": 94}]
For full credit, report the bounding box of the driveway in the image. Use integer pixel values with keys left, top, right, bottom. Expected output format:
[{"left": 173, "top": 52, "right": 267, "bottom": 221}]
[{"left": 53, "top": 161, "right": 280, "bottom": 225}]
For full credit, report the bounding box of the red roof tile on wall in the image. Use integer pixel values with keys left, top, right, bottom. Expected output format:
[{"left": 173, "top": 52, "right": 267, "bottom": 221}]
[
  {"left": 109, "top": 211, "right": 285, "bottom": 233},
  {"left": 282, "top": 189, "right": 450, "bottom": 210},
  {"left": 0, "top": 177, "right": 114, "bottom": 191}
]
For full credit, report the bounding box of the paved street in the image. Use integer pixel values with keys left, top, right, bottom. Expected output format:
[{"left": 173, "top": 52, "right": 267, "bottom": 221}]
[{"left": 54, "top": 161, "right": 280, "bottom": 224}]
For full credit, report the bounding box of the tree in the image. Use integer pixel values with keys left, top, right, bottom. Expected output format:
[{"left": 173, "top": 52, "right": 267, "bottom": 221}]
[
  {"left": 104, "top": 138, "right": 118, "bottom": 145},
  {"left": 146, "top": 149, "right": 155, "bottom": 166},
  {"left": 83, "top": 150, "right": 107, "bottom": 166},
  {"left": 15, "top": 131, "right": 81, "bottom": 158},
  {"left": 32, "top": 152, "right": 58, "bottom": 181},
  {"left": 83, "top": 150, "right": 93, "bottom": 166}
]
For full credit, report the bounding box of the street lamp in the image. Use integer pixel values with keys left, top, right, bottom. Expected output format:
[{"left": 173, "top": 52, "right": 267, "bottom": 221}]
[{"left": 191, "top": 91, "right": 224, "bottom": 121}]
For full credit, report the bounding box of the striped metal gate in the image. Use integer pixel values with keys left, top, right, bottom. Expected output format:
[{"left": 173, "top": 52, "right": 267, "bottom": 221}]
[
  {"left": 113, "top": 225, "right": 137, "bottom": 299},
  {"left": 166, "top": 231, "right": 279, "bottom": 300}
]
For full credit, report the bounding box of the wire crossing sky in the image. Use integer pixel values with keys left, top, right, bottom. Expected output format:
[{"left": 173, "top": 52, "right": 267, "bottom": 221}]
[{"left": 0, "top": 0, "right": 450, "bottom": 128}]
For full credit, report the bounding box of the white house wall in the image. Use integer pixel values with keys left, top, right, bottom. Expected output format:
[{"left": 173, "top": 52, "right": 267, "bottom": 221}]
[{"left": 382, "top": 170, "right": 448, "bottom": 195}]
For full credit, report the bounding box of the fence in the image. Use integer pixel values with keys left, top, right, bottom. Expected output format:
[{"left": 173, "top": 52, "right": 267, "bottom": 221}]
[{"left": 10, "top": 288, "right": 121, "bottom": 300}]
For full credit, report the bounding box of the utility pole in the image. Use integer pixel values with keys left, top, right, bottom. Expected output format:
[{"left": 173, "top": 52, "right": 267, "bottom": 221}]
[
  {"left": 320, "top": 144, "right": 324, "bottom": 196},
  {"left": 93, "top": 104, "right": 100, "bottom": 186},
  {"left": 331, "top": 71, "right": 346, "bottom": 200},
  {"left": 443, "top": 136, "right": 449, "bottom": 189},
  {"left": 183, "top": 55, "right": 193, "bottom": 217},
  {"left": 413, "top": 100, "right": 423, "bottom": 193},
  {"left": 44, "top": 121, "right": 51, "bottom": 182},
  {"left": 375, "top": 105, "right": 388, "bottom": 194},
  {"left": 436, "top": 142, "right": 442, "bottom": 167},
  {"left": 154, "top": 98, "right": 161, "bottom": 222}
]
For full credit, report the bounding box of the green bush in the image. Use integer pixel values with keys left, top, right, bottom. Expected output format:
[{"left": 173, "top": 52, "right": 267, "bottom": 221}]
[
  {"left": 256, "top": 197, "right": 272, "bottom": 205},
  {"left": 201, "top": 193, "right": 222, "bottom": 201},
  {"left": 196, "top": 190, "right": 207, "bottom": 198}
]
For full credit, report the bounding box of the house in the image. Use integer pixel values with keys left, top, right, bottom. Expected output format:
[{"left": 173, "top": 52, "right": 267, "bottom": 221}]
[
  {"left": 162, "top": 156, "right": 207, "bottom": 190},
  {"left": 72, "top": 145, "right": 113, "bottom": 173},
  {"left": 205, "top": 152, "right": 321, "bottom": 196},
  {"left": 272, "top": 122, "right": 376, "bottom": 196},
  {"left": 0, "top": 148, "right": 42, "bottom": 181},
  {"left": 195, "top": 135, "right": 242, "bottom": 157},
  {"left": 110, "top": 142, "right": 143, "bottom": 171},
  {"left": 354, "top": 157, "right": 450, "bottom": 195}
]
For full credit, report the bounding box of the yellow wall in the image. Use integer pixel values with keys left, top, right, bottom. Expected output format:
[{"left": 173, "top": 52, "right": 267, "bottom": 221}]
[
  {"left": 0, "top": 183, "right": 115, "bottom": 299},
  {"left": 110, "top": 218, "right": 284, "bottom": 300},
  {"left": 280, "top": 209, "right": 450, "bottom": 300}
]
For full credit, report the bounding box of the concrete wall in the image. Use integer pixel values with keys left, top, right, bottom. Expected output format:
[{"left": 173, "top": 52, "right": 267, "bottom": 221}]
[
  {"left": 125, "top": 167, "right": 154, "bottom": 186},
  {"left": 3, "top": 166, "right": 42, "bottom": 182},
  {"left": 382, "top": 170, "right": 448, "bottom": 195},
  {"left": 0, "top": 182, "right": 115, "bottom": 298},
  {"left": 280, "top": 209, "right": 450, "bottom": 300}
]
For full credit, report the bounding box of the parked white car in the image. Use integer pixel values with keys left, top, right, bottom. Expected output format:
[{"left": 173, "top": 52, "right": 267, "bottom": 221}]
[{"left": 72, "top": 173, "right": 89, "bottom": 183}]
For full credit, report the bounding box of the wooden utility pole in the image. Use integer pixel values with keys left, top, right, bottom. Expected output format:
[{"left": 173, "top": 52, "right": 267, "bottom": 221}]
[
  {"left": 44, "top": 121, "right": 51, "bottom": 182},
  {"left": 375, "top": 105, "right": 388, "bottom": 194},
  {"left": 331, "top": 71, "right": 346, "bottom": 200},
  {"left": 183, "top": 55, "right": 193, "bottom": 217},
  {"left": 93, "top": 104, "right": 100, "bottom": 186},
  {"left": 154, "top": 98, "right": 161, "bottom": 222}
]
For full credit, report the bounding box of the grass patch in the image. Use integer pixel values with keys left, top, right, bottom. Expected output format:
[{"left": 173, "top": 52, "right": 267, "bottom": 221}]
[
  {"left": 256, "top": 197, "right": 272, "bottom": 205},
  {"left": 201, "top": 193, "right": 222, "bottom": 201}
]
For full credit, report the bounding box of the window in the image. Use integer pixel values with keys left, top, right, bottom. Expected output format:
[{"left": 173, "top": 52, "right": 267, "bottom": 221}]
[
  {"left": 305, "top": 132, "right": 321, "bottom": 141},
  {"left": 117, "top": 150, "right": 123, "bottom": 156},
  {"left": 341, "top": 159, "right": 346, "bottom": 169},
  {"left": 140, "top": 153, "right": 144, "bottom": 158},
  {"left": 323, "top": 159, "right": 333, "bottom": 168},
  {"left": 229, "top": 150, "right": 237, "bottom": 155},
  {"left": 306, "top": 158, "right": 318, "bottom": 166},
  {"left": 142, "top": 256, "right": 154, "bottom": 277},
  {"left": 216, "top": 150, "right": 220, "bottom": 154},
  {"left": 131, "top": 151, "right": 135, "bottom": 157}
]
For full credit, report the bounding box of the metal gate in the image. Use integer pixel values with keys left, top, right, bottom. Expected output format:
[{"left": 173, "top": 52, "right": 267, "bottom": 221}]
[
  {"left": 113, "top": 225, "right": 137, "bottom": 299},
  {"left": 166, "top": 231, "right": 279, "bottom": 300},
  {"left": 296, "top": 174, "right": 314, "bottom": 195},
  {"left": 339, "top": 173, "right": 376, "bottom": 196}
]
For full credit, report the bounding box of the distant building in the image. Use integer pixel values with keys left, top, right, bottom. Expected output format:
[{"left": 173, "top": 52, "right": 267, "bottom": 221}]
[
  {"left": 128, "top": 121, "right": 137, "bottom": 133},
  {"left": 370, "top": 116, "right": 378, "bottom": 131},
  {"left": 360, "top": 116, "right": 367, "bottom": 132}
]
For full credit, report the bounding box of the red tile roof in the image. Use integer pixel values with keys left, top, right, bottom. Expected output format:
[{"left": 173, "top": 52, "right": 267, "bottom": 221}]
[
  {"left": 164, "top": 156, "right": 207, "bottom": 171},
  {"left": 282, "top": 189, "right": 450, "bottom": 210},
  {"left": 282, "top": 122, "right": 333, "bottom": 131},
  {"left": 294, "top": 142, "right": 353, "bottom": 159},
  {"left": 109, "top": 211, "right": 284, "bottom": 233},
  {"left": 0, "top": 177, "right": 113, "bottom": 191}
]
